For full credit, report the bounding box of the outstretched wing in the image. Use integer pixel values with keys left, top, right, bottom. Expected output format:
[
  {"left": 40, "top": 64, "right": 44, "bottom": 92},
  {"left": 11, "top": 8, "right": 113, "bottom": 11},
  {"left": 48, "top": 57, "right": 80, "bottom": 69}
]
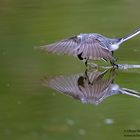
[
  {"left": 39, "top": 34, "right": 115, "bottom": 62},
  {"left": 44, "top": 74, "right": 86, "bottom": 101},
  {"left": 39, "top": 36, "right": 80, "bottom": 56},
  {"left": 77, "top": 38, "right": 115, "bottom": 61},
  {"left": 44, "top": 70, "right": 113, "bottom": 104}
]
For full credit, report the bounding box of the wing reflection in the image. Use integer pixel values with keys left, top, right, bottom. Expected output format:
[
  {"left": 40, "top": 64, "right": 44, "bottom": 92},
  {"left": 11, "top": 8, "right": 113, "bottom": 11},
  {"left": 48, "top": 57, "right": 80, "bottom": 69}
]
[{"left": 43, "top": 68, "right": 140, "bottom": 105}]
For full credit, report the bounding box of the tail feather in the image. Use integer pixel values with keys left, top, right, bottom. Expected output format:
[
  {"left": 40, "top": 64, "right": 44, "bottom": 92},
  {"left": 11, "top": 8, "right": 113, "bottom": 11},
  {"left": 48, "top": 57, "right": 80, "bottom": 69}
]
[
  {"left": 119, "top": 28, "right": 140, "bottom": 44},
  {"left": 120, "top": 88, "right": 140, "bottom": 98}
]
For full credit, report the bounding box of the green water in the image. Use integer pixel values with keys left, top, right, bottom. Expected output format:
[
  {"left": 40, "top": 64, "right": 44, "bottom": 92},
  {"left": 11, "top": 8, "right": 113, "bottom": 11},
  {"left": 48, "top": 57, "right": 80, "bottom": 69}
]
[{"left": 0, "top": 0, "right": 140, "bottom": 140}]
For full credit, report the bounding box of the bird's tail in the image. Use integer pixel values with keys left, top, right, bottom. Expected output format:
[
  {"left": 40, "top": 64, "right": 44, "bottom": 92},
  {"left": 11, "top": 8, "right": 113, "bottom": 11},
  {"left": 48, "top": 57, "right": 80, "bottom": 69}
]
[
  {"left": 119, "top": 28, "right": 140, "bottom": 44},
  {"left": 120, "top": 88, "right": 140, "bottom": 98}
]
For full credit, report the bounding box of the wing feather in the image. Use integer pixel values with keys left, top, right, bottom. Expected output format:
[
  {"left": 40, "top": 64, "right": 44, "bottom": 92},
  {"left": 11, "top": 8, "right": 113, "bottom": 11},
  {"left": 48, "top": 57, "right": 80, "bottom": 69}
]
[
  {"left": 40, "top": 36, "right": 80, "bottom": 56},
  {"left": 39, "top": 34, "right": 115, "bottom": 62},
  {"left": 79, "top": 39, "right": 115, "bottom": 61},
  {"left": 44, "top": 70, "right": 114, "bottom": 104}
]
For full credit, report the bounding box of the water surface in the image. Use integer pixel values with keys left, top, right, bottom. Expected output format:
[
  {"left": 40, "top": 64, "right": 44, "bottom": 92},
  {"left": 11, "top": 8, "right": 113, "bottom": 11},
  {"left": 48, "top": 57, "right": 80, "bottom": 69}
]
[{"left": 0, "top": 0, "right": 140, "bottom": 140}]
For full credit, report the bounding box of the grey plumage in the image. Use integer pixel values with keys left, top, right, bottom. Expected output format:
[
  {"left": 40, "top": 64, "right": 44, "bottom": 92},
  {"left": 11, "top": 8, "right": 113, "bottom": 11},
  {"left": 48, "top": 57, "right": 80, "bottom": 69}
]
[
  {"left": 43, "top": 69, "right": 140, "bottom": 105},
  {"left": 39, "top": 28, "right": 140, "bottom": 66}
]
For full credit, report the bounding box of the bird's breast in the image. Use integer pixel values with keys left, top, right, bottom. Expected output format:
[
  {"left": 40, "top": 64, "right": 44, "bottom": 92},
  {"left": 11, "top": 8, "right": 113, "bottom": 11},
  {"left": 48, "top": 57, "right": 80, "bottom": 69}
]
[{"left": 109, "top": 44, "right": 119, "bottom": 51}]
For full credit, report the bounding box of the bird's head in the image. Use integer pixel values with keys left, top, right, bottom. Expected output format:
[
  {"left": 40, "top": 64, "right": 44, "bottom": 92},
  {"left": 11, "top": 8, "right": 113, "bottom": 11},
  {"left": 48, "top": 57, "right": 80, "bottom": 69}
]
[
  {"left": 109, "top": 38, "right": 121, "bottom": 45},
  {"left": 109, "top": 38, "right": 122, "bottom": 51}
]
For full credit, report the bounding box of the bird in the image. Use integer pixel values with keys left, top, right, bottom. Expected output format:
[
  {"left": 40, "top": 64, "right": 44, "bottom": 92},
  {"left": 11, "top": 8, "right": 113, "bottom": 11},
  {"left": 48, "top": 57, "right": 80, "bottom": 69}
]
[
  {"left": 43, "top": 68, "right": 140, "bottom": 105},
  {"left": 39, "top": 28, "right": 140, "bottom": 67}
]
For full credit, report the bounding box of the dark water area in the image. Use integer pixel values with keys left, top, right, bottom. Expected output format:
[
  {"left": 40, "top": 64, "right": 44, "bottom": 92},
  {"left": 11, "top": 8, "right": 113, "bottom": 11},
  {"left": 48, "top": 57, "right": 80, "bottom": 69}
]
[{"left": 0, "top": 0, "right": 140, "bottom": 140}]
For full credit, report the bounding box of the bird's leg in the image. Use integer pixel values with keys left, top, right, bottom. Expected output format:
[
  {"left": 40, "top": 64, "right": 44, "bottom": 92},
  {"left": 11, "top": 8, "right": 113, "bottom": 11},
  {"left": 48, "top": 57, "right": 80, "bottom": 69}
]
[
  {"left": 110, "top": 52, "right": 118, "bottom": 68},
  {"left": 85, "top": 59, "right": 88, "bottom": 67},
  {"left": 84, "top": 69, "right": 91, "bottom": 84},
  {"left": 111, "top": 51, "right": 114, "bottom": 55},
  {"left": 110, "top": 61, "right": 118, "bottom": 69}
]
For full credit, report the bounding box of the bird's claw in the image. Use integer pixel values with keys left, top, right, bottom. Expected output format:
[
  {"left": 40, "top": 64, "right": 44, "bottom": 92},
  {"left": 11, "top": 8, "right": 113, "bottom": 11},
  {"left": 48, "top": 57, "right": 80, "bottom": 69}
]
[{"left": 112, "top": 63, "right": 119, "bottom": 69}]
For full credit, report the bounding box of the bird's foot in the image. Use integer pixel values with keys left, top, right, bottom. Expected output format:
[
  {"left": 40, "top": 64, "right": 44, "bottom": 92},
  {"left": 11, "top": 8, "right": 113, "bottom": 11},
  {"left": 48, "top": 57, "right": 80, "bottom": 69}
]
[
  {"left": 112, "top": 63, "right": 119, "bottom": 69},
  {"left": 85, "top": 60, "right": 88, "bottom": 67},
  {"left": 110, "top": 60, "right": 119, "bottom": 69}
]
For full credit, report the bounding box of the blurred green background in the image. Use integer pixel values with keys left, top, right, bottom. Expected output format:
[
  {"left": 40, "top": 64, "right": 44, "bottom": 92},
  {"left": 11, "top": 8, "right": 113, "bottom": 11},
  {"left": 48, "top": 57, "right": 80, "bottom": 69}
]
[{"left": 0, "top": 0, "right": 140, "bottom": 140}]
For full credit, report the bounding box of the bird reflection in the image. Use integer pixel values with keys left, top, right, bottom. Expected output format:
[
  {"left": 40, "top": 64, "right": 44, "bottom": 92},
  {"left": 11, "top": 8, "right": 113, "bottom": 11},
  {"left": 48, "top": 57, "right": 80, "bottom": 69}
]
[{"left": 43, "top": 68, "right": 140, "bottom": 105}]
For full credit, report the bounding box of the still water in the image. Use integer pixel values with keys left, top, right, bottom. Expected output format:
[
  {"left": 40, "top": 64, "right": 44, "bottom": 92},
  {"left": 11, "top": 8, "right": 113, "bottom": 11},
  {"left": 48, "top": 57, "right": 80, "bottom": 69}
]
[{"left": 0, "top": 0, "right": 140, "bottom": 140}]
